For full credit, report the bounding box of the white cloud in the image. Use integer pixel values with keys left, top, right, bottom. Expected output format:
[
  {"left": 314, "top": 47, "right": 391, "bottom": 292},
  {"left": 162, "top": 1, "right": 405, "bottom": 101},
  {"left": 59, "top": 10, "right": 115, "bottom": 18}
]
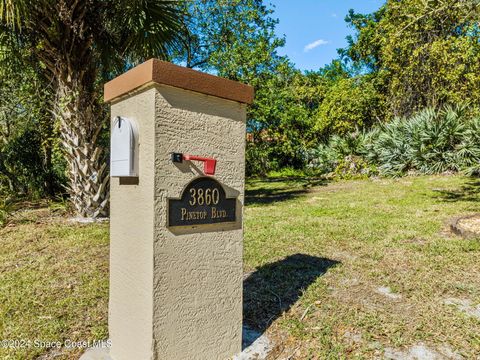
[
  {"left": 304, "top": 39, "right": 329, "bottom": 52},
  {"left": 331, "top": 13, "right": 338, "bottom": 18}
]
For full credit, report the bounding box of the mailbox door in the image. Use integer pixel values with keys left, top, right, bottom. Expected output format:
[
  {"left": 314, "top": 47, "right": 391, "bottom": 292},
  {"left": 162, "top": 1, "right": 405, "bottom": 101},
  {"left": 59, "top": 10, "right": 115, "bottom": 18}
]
[{"left": 111, "top": 117, "right": 138, "bottom": 177}]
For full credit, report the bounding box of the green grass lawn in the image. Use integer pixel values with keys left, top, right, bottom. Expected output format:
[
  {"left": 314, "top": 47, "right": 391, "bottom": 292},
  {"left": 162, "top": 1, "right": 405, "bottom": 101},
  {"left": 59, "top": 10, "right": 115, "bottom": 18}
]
[
  {"left": 0, "top": 208, "right": 109, "bottom": 360},
  {"left": 1, "top": 175, "right": 480, "bottom": 359}
]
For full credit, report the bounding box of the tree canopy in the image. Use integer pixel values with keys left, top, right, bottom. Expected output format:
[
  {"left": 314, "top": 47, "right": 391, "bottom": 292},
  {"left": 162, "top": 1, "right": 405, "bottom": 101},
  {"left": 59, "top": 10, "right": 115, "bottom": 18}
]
[
  {"left": 343, "top": 0, "right": 480, "bottom": 117},
  {"left": 0, "top": 0, "right": 184, "bottom": 217},
  {"left": 2, "top": 0, "right": 480, "bottom": 201}
]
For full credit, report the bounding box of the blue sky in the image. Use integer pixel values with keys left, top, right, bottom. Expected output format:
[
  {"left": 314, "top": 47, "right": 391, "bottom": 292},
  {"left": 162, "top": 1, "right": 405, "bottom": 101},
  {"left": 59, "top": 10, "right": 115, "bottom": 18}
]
[{"left": 271, "top": 0, "right": 385, "bottom": 71}]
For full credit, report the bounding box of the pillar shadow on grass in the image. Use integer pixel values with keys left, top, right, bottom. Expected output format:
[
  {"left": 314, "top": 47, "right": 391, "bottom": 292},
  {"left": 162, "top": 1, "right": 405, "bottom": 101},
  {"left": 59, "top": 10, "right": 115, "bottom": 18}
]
[{"left": 242, "top": 254, "right": 339, "bottom": 348}]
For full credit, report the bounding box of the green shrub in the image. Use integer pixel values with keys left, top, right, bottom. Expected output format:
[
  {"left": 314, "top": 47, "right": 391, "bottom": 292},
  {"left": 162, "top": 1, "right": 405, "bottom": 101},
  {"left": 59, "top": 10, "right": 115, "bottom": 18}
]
[
  {"left": 309, "top": 105, "right": 480, "bottom": 178},
  {"left": 334, "top": 155, "right": 376, "bottom": 179},
  {"left": 1, "top": 129, "right": 48, "bottom": 197},
  {"left": 307, "top": 130, "right": 373, "bottom": 176},
  {"left": 246, "top": 141, "right": 277, "bottom": 177},
  {"left": 0, "top": 206, "right": 7, "bottom": 227},
  {"left": 307, "top": 143, "right": 338, "bottom": 174},
  {"left": 457, "top": 117, "right": 480, "bottom": 175},
  {"left": 0, "top": 197, "right": 13, "bottom": 227},
  {"left": 368, "top": 105, "right": 479, "bottom": 176}
]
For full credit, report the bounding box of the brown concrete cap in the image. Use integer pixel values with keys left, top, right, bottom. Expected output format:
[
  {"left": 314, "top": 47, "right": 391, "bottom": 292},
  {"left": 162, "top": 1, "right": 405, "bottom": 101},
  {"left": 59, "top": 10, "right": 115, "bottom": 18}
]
[{"left": 104, "top": 59, "right": 254, "bottom": 104}]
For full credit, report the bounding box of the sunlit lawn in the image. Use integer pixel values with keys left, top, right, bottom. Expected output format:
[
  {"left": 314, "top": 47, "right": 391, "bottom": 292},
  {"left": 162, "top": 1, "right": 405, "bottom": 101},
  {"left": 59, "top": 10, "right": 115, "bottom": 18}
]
[
  {"left": 244, "top": 175, "right": 480, "bottom": 358},
  {"left": 0, "top": 208, "right": 109, "bottom": 360},
  {"left": 1, "top": 175, "right": 479, "bottom": 359}
]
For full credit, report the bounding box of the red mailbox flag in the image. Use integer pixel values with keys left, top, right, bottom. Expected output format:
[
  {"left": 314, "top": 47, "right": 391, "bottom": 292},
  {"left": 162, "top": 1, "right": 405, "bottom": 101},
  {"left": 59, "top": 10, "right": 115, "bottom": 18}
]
[
  {"left": 183, "top": 155, "right": 217, "bottom": 175},
  {"left": 172, "top": 153, "right": 217, "bottom": 175}
]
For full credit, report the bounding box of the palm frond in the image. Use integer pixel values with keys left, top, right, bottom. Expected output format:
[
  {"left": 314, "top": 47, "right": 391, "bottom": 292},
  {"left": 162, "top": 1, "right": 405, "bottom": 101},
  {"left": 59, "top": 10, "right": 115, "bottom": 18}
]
[
  {"left": 311, "top": 104, "right": 480, "bottom": 177},
  {"left": 113, "top": 0, "right": 185, "bottom": 61},
  {"left": 0, "top": 0, "right": 29, "bottom": 29}
]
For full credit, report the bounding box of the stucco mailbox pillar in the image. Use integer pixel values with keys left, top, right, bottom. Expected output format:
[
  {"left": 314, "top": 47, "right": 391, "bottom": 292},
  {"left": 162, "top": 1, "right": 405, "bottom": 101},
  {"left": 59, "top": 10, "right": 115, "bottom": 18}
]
[{"left": 103, "top": 59, "right": 253, "bottom": 360}]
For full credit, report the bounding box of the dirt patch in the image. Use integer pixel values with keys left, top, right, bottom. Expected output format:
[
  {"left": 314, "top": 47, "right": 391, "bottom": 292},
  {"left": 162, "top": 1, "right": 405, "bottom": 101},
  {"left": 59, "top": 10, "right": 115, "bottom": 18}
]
[
  {"left": 450, "top": 214, "right": 480, "bottom": 239},
  {"left": 376, "top": 286, "right": 402, "bottom": 300},
  {"left": 384, "top": 342, "right": 463, "bottom": 360},
  {"left": 444, "top": 298, "right": 480, "bottom": 320}
]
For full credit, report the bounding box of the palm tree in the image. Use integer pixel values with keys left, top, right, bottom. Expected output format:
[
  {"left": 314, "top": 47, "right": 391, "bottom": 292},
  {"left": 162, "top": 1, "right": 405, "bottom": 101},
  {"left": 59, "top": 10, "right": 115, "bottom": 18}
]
[{"left": 0, "top": 0, "right": 183, "bottom": 218}]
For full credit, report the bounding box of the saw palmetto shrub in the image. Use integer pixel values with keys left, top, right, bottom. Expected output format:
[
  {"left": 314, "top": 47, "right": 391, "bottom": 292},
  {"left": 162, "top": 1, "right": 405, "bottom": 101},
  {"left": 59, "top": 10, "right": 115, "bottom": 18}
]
[
  {"left": 309, "top": 105, "right": 480, "bottom": 177},
  {"left": 367, "top": 105, "right": 480, "bottom": 176},
  {"left": 457, "top": 117, "right": 480, "bottom": 176},
  {"left": 308, "top": 130, "right": 378, "bottom": 178}
]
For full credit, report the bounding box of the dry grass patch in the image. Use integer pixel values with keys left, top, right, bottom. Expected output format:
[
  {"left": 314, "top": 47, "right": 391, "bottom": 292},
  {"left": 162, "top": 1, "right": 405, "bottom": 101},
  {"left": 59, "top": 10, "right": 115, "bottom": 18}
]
[
  {"left": 0, "top": 207, "right": 109, "bottom": 360},
  {"left": 244, "top": 175, "right": 480, "bottom": 359},
  {"left": 1, "top": 175, "right": 480, "bottom": 359}
]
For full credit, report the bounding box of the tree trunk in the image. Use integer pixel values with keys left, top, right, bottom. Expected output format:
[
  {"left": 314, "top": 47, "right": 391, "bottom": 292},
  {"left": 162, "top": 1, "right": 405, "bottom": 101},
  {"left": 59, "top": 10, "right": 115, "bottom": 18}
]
[
  {"left": 55, "top": 76, "right": 109, "bottom": 218},
  {"left": 28, "top": 0, "right": 111, "bottom": 218}
]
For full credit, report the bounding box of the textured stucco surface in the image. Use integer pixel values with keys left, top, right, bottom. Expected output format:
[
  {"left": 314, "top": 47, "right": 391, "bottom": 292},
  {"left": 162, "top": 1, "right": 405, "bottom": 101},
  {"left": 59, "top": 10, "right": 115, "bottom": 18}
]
[
  {"left": 109, "top": 87, "right": 156, "bottom": 360},
  {"left": 108, "top": 83, "right": 246, "bottom": 360},
  {"left": 152, "top": 84, "right": 246, "bottom": 360}
]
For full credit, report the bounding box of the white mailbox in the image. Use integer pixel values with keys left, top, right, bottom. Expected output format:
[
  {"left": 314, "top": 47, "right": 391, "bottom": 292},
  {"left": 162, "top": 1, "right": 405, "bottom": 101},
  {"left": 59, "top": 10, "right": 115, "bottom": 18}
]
[{"left": 110, "top": 116, "right": 138, "bottom": 177}]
